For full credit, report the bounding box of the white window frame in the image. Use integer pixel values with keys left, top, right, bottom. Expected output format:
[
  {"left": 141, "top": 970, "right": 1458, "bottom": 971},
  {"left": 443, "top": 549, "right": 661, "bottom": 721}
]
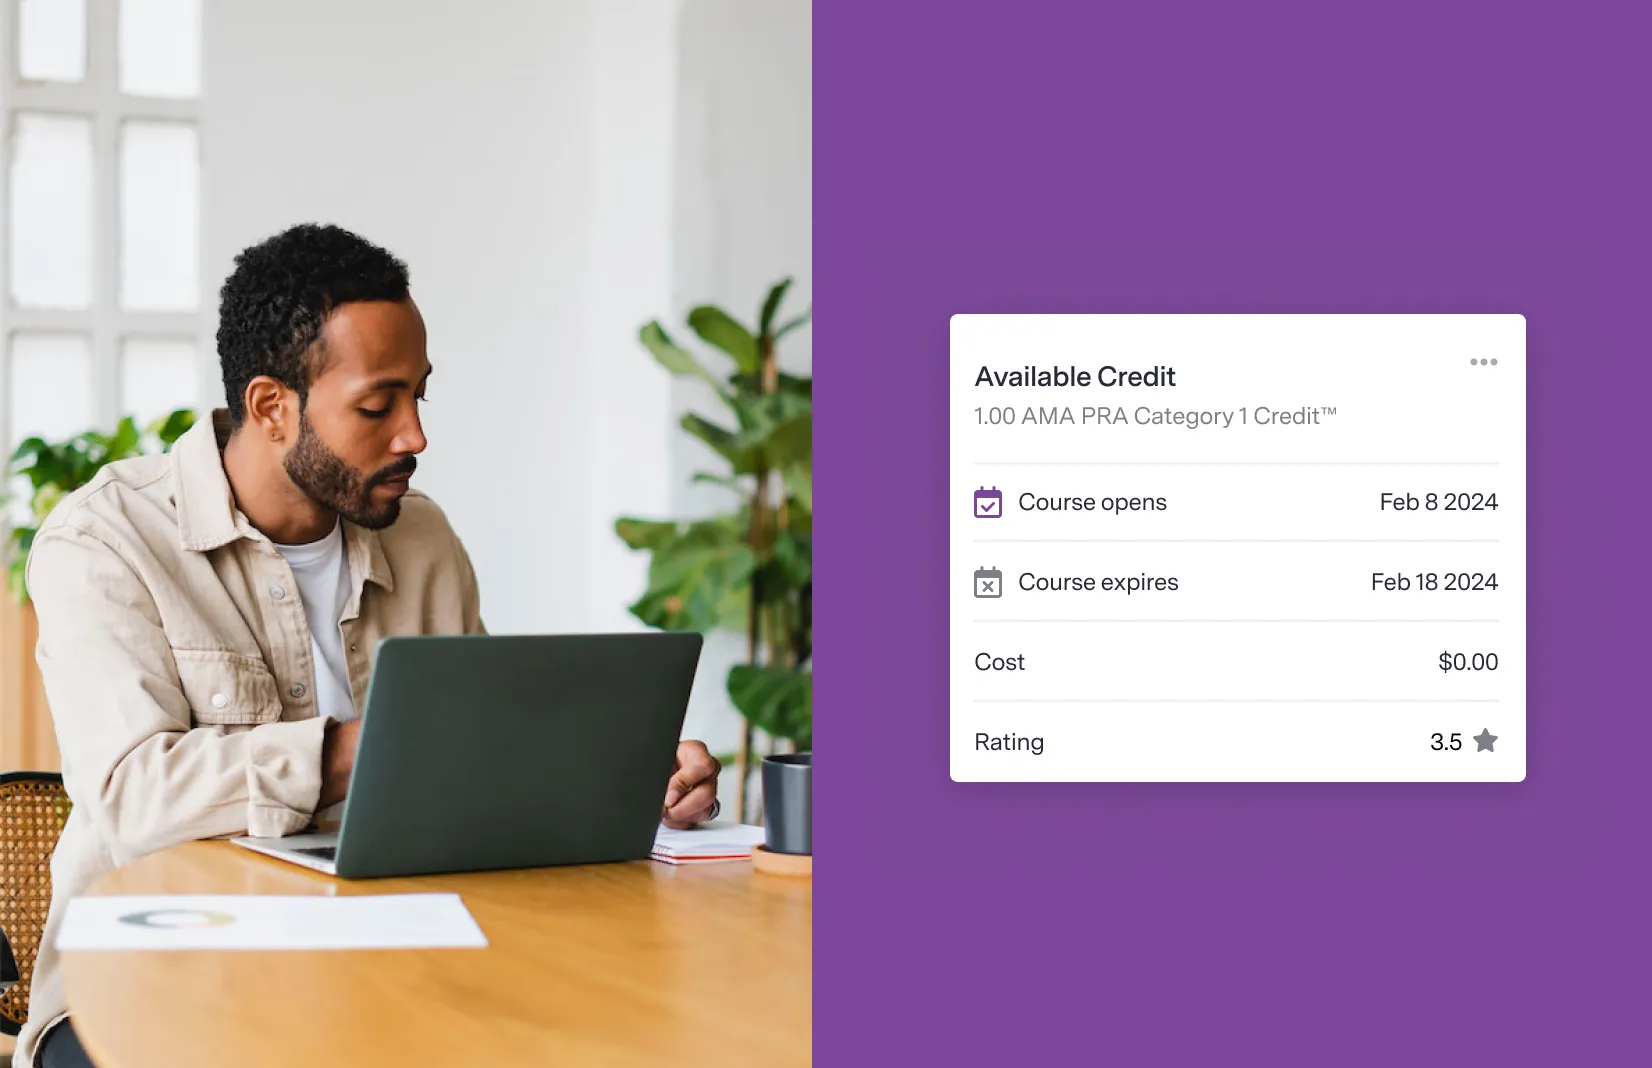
[{"left": 0, "top": 0, "right": 204, "bottom": 451}]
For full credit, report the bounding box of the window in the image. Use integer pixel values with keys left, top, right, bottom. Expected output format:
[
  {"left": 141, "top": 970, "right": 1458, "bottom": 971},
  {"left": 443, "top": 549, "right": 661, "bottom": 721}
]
[{"left": 0, "top": 0, "right": 203, "bottom": 455}]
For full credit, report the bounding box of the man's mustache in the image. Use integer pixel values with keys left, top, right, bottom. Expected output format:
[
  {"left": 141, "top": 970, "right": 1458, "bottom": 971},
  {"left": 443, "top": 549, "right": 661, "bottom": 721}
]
[{"left": 371, "top": 457, "right": 418, "bottom": 484}]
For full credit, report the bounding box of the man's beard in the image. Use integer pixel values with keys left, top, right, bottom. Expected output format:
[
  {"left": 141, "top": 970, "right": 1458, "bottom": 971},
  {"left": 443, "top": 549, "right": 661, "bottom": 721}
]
[{"left": 284, "top": 413, "right": 416, "bottom": 530}]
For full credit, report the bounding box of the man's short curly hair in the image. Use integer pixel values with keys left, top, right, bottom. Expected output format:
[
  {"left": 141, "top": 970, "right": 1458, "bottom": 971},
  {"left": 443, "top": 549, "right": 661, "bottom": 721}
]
[{"left": 217, "top": 224, "right": 410, "bottom": 428}]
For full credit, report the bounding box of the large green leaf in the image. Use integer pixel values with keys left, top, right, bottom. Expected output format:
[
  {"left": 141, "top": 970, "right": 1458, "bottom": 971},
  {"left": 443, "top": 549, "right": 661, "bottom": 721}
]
[
  {"left": 763, "top": 532, "right": 809, "bottom": 595},
  {"left": 108, "top": 416, "right": 141, "bottom": 461},
  {"left": 773, "top": 311, "right": 810, "bottom": 341},
  {"left": 149, "top": 408, "right": 196, "bottom": 447},
  {"left": 30, "top": 485, "right": 64, "bottom": 525},
  {"left": 781, "top": 488, "right": 812, "bottom": 536},
  {"left": 680, "top": 413, "right": 755, "bottom": 472},
  {"left": 690, "top": 471, "right": 747, "bottom": 494},
  {"left": 773, "top": 531, "right": 810, "bottom": 587},
  {"left": 9, "top": 436, "right": 48, "bottom": 467},
  {"left": 731, "top": 391, "right": 810, "bottom": 432},
  {"left": 763, "top": 412, "right": 812, "bottom": 471},
  {"left": 729, "top": 371, "right": 812, "bottom": 399},
  {"left": 60, "top": 432, "right": 107, "bottom": 489},
  {"left": 624, "top": 518, "right": 757, "bottom": 633},
  {"left": 754, "top": 530, "right": 811, "bottom": 603},
  {"left": 679, "top": 401, "right": 811, "bottom": 478},
  {"left": 614, "top": 518, "right": 679, "bottom": 552},
  {"left": 687, "top": 306, "right": 759, "bottom": 374},
  {"left": 711, "top": 582, "right": 751, "bottom": 634},
  {"left": 3, "top": 408, "right": 198, "bottom": 603},
  {"left": 783, "top": 463, "right": 812, "bottom": 511},
  {"left": 727, "top": 664, "right": 811, "bottom": 747},
  {"left": 730, "top": 395, "right": 809, "bottom": 467},
  {"left": 629, "top": 569, "right": 750, "bottom": 633},
  {"left": 758, "top": 278, "right": 792, "bottom": 338},
  {"left": 639, "top": 322, "right": 724, "bottom": 394},
  {"left": 11, "top": 438, "right": 67, "bottom": 492}
]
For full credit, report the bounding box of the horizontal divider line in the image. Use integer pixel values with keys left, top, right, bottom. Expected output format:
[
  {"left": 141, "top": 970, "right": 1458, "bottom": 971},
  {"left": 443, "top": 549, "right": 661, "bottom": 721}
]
[
  {"left": 971, "top": 618, "right": 1501, "bottom": 623},
  {"left": 971, "top": 698, "right": 1502, "bottom": 704},
  {"left": 972, "top": 461, "right": 1502, "bottom": 466},
  {"left": 968, "top": 538, "right": 1502, "bottom": 543}
]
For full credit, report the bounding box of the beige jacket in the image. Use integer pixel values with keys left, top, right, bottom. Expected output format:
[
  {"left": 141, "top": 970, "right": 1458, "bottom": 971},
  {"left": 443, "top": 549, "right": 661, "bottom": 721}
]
[{"left": 16, "top": 410, "right": 483, "bottom": 1067}]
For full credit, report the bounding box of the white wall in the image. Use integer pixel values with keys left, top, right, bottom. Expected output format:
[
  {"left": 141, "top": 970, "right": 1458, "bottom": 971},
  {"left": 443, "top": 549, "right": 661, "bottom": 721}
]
[
  {"left": 583, "top": 3, "right": 681, "bottom": 635},
  {"left": 204, "top": 0, "right": 811, "bottom": 768},
  {"left": 670, "top": 1, "right": 814, "bottom": 763},
  {"left": 673, "top": 0, "right": 814, "bottom": 509},
  {"left": 204, "top": 0, "right": 611, "bottom": 638}
]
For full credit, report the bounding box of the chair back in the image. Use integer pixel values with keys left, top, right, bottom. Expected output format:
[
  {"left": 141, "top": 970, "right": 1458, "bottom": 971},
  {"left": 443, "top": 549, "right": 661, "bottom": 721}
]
[{"left": 0, "top": 772, "right": 69, "bottom": 1036}]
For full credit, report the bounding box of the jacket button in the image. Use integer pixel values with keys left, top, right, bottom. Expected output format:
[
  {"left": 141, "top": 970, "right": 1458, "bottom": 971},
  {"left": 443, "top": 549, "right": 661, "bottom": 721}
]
[
  {"left": 290, "top": 683, "right": 307, "bottom": 699},
  {"left": 270, "top": 586, "right": 286, "bottom": 600},
  {"left": 211, "top": 693, "right": 228, "bottom": 709}
]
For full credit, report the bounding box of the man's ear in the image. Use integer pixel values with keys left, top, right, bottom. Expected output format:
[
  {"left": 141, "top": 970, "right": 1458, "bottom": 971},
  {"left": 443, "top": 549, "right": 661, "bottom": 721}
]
[{"left": 243, "top": 377, "right": 296, "bottom": 443}]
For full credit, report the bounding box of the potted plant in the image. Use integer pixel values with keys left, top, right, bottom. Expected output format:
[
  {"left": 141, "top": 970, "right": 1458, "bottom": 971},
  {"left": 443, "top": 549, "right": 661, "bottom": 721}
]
[
  {"left": 616, "top": 281, "right": 810, "bottom": 822},
  {"left": 0, "top": 410, "right": 194, "bottom": 772},
  {"left": 3, "top": 409, "right": 196, "bottom": 601}
]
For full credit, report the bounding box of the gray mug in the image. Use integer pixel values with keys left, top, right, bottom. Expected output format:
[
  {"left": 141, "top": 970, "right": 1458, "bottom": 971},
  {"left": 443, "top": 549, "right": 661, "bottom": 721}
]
[{"left": 762, "top": 752, "right": 812, "bottom": 855}]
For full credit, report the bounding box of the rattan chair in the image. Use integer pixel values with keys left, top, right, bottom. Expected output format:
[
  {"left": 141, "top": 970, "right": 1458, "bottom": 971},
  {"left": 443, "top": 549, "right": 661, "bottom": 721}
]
[{"left": 0, "top": 772, "right": 70, "bottom": 1039}]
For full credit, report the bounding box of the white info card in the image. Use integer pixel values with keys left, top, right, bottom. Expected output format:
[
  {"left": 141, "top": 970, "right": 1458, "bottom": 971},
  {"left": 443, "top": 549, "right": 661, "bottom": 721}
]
[{"left": 950, "top": 315, "right": 1526, "bottom": 782}]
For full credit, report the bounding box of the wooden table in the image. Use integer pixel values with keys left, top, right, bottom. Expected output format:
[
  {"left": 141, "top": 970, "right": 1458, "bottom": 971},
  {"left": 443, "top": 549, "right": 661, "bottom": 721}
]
[{"left": 59, "top": 841, "right": 811, "bottom": 1067}]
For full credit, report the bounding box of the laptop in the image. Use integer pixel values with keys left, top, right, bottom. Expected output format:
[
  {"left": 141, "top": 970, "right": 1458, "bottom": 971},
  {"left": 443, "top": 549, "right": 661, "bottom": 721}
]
[{"left": 231, "top": 632, "right": 702, "bottom": 878}]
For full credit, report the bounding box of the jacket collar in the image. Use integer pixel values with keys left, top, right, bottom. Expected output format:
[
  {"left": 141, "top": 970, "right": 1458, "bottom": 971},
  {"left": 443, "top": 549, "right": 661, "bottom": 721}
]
[{"left": 171, "top": 409, "right": 395, "bottom": 592}]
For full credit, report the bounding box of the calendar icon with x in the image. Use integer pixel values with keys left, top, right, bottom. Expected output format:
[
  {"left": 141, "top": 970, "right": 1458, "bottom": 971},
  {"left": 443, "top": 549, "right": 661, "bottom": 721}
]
[{"left": 973, "top": 567, "right": 1003, "bottom": 598}]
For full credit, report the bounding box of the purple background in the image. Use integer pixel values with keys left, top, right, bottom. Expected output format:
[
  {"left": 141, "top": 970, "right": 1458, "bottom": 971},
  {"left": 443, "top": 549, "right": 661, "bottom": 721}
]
[{"left": 814, "top": 2, "right": 1646, "bottom": 1064}]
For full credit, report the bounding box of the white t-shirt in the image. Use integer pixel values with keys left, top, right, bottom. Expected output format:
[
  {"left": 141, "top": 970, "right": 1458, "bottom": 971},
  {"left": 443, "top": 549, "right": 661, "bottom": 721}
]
[{"left": 273, "top": 522, "right": 357, "bottom": 724}]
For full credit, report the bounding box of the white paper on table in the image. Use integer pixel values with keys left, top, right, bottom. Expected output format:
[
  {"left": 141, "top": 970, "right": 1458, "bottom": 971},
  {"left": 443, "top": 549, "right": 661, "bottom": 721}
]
[{"left": 56, "top": 894, "right": 487, "bottom": 951}]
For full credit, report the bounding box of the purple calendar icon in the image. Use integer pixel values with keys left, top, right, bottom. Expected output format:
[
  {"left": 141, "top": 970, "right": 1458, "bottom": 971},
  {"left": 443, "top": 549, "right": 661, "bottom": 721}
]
[{"left": 973, "top": 486, "right": 1003, "bottom": 518}]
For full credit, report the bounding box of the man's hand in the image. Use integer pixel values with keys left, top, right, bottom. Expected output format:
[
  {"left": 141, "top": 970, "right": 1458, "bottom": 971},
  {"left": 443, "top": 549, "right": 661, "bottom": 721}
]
[
  {"left": 318, "top": 718, "right": 362, "bottom": 809},
  {"left": 662, "top": 741, "right": 721, "bottom": 829}
]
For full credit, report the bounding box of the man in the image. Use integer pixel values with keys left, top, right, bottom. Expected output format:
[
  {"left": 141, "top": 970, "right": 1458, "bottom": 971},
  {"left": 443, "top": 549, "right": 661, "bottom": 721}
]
[{"left": 16, "top": 224, "right": 721, "bottom": 1068}]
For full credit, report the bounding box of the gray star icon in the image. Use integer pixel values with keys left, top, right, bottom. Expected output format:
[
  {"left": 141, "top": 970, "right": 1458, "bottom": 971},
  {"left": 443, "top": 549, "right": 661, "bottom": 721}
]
[{"left": 1473, "top": 728, "right": 1497, "bottom": 752}]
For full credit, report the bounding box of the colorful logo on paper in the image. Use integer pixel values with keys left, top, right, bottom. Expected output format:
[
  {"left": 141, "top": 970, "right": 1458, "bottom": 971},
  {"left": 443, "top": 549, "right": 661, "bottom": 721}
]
[{"left": 118, "top": 909, "right": 238, "bottom": 929}]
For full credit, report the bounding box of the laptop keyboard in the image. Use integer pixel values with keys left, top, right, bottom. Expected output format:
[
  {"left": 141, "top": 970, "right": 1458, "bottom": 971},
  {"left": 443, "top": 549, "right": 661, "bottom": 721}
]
[{"left": 295, "top": 846, "right": 337, "bottom": 860}]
